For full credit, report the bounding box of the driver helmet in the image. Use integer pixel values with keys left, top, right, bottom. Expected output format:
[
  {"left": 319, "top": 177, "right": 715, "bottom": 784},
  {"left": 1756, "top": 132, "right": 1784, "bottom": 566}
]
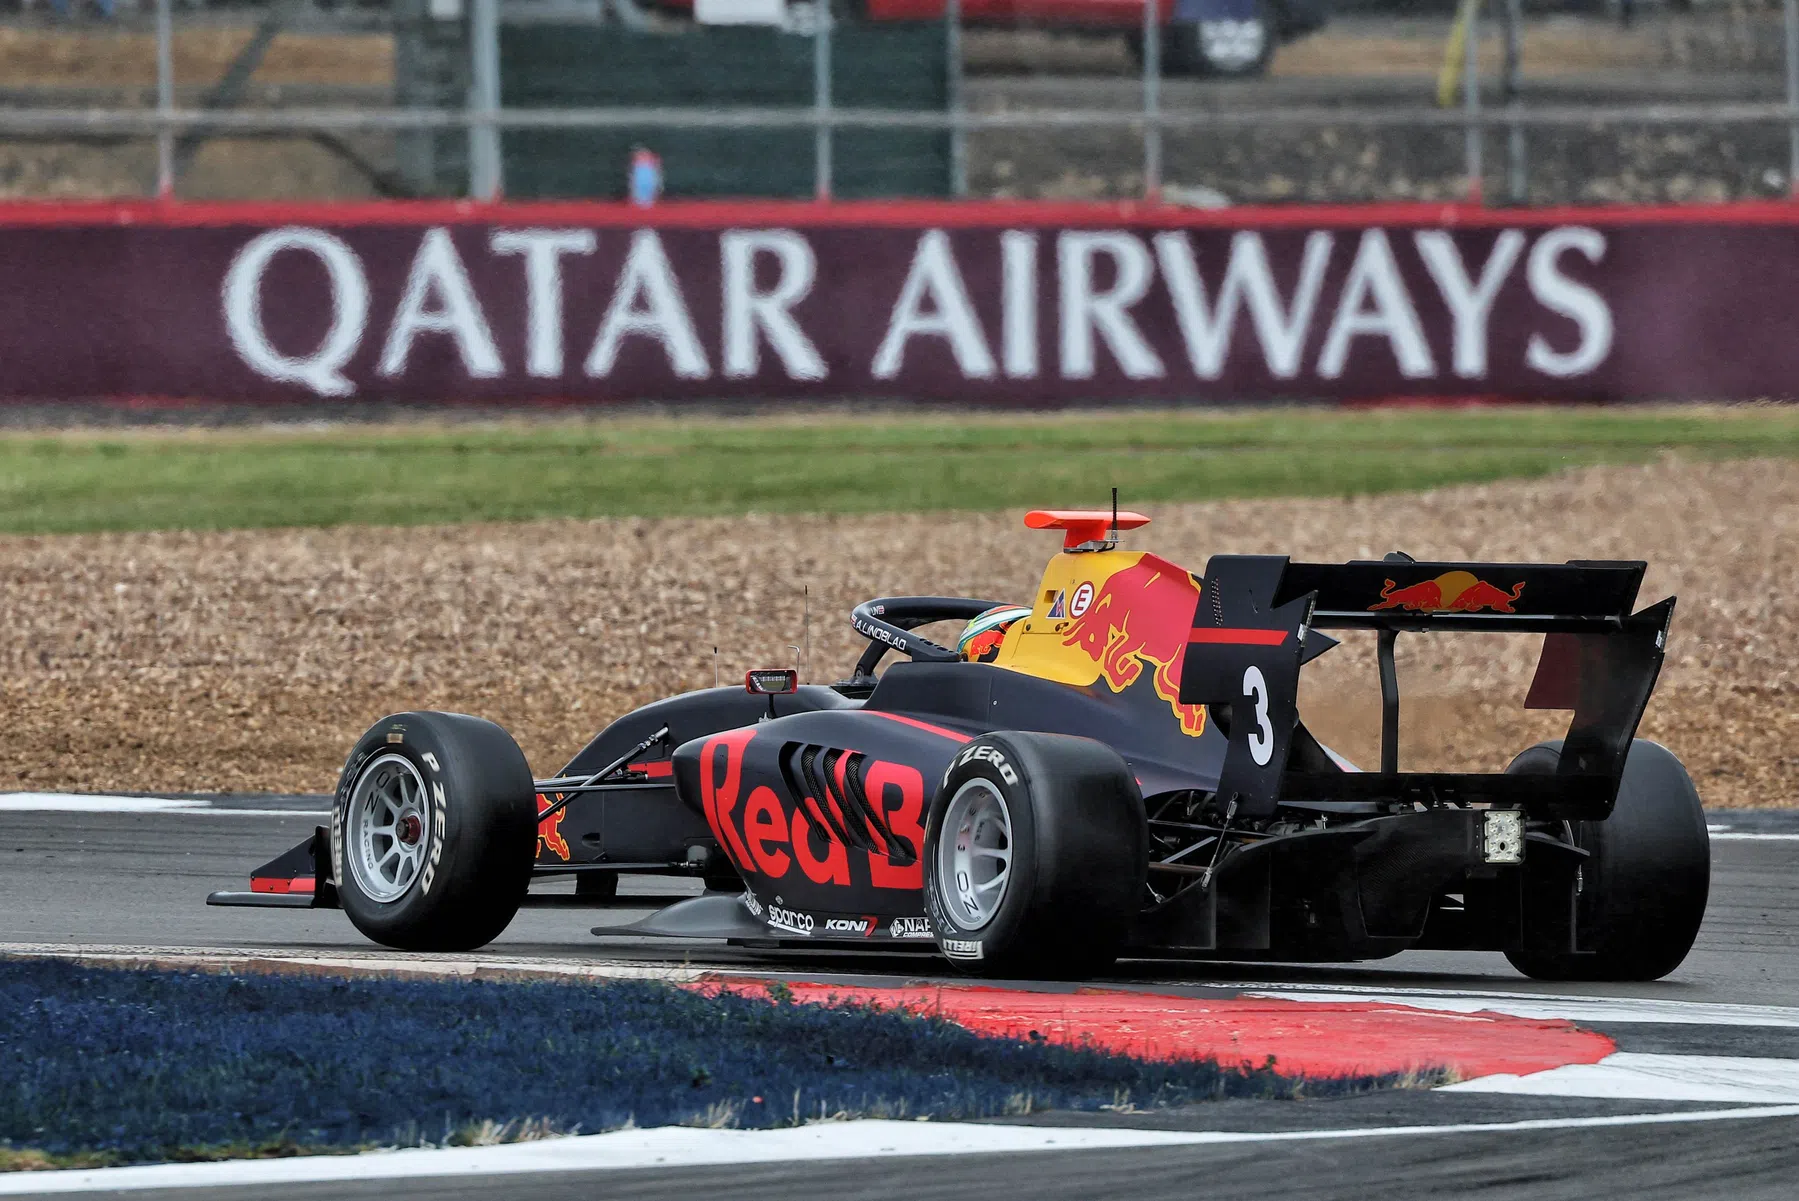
[{"left": 958, "top": 604, "right": 1033, "bottom": 664}]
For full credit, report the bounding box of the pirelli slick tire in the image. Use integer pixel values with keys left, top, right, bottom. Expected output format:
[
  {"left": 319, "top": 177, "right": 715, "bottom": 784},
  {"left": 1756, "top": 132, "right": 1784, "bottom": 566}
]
[
  {"left": 332, "top": 711, "right": 538, "bottom": 952},
  {"left": 1504, "top": 739, "right": 1710, "bottom": 983},
  {"left": 923, "top": 732, "right": 1147, "bottom": 980}
]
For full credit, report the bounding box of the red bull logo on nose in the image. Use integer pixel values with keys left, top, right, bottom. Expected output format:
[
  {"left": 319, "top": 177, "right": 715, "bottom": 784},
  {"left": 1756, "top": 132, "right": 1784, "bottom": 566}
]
[
  {"left": 1058, "top": 554, "right": 1208, "bottom": 737},
  {"left": 1370, "top": 571, "right": 1525, "bottom": 614}
]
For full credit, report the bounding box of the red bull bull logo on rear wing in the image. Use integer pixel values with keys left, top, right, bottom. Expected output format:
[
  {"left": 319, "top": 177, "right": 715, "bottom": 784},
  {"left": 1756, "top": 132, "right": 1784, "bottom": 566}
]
[
  {"left": 1273, "top": 558, "right": 1646, "bottom": 630},
  {"left": 1370, "top": 570, "right": 1525, "bottom": 614}
]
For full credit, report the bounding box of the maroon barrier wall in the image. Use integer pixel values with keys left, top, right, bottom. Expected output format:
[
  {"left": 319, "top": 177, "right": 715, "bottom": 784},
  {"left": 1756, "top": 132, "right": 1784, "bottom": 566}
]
[{"left": 3, "top": 198, "right": 1798, "bottom": 404}]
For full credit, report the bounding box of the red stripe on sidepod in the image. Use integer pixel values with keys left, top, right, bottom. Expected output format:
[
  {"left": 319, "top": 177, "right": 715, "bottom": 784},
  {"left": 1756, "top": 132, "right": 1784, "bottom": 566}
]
[
  {"left": 865, "top": 712, "right": 974, "bottom": 743},
  {"left": 629, "top": 761, "right": 674, "bottom": 779},
  {"left": 1188, "top": 628, "right": 1290, "bottom": 646}
]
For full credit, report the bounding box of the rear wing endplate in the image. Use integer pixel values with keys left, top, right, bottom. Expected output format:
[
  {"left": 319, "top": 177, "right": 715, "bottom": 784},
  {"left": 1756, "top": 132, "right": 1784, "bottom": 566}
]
[{"left": 1178, "top": 556, "right": 1673, "bottom": 821}]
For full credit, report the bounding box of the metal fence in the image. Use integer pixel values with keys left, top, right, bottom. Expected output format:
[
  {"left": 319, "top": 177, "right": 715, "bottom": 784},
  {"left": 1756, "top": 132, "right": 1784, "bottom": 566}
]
[{"left": 0, "top": 0, "right": 1792, "bottom": 204}]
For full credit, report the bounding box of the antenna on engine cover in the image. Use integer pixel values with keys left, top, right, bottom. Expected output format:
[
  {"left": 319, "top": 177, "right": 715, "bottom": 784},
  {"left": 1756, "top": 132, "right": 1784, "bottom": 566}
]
[{"left": 1110, "top": 487, "right": 1118, "bottom": 547}]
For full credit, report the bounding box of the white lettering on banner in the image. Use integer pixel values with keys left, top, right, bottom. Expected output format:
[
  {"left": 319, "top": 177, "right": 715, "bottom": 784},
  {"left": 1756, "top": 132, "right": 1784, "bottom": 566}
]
[
  {"left": 221, "top": 226, "right": 369, "bottom": 397},
  {"left": 1415, "top": 229, "right": 1525, "bottom": 380},
  {"left": 378, "top": 227, "right": 503, "bottom": 378},
  {"left": 872, "top": 230, "right": 996, "bottom": 379},
  {"left": 1058, "top": 232, "right": 1164, "bottom": 380},
  {"left": 490, "top": 228, "right": 597, "bottom": 378},
  {"left": 1526, "top": 226, "right": 1613, "bottom": 378},
  {"left": 586, "top": 229, "right": 711, "bottom": 379},
  {"left": 1000, "top": 230, "right": 1039, "bottom": 379},
  {"left": 1316, "top": 229, "right": 1436, "bottom": 380},
  {"left": 213, "top": 221, "right": 1621, "bottom": 396},
  {"left": 721, "top": 229, "right": 827, "bottom": 381},
  {"left": 1154, "top": 230, "right": 1333, "bottom": 379}
]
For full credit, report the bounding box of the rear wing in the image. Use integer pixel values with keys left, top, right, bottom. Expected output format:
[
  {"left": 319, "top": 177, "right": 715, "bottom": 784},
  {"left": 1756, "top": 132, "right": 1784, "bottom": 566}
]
[{"left": 1178, "top": 555, "right": 1673, "bottom": 821}]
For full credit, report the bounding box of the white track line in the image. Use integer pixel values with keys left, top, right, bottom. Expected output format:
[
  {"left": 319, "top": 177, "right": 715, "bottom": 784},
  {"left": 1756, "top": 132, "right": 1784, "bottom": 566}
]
[
  {"left": 1446, "top": 1053, "right": 1799, "bottom": 1103},
  {"left": 1709, "top": 833, "right": 1799, "bottom": 841},
  {"left": 6, "top": 1105, "right": 1799, "bottom": 1195},
  {"left": 0, "top": 794, "right": 324, "bottom": 818},
  {"left": 0, "top": 944, "right": 708, "bottom": 984},
  {"left": 162, "top": 810, "right": 329, "bottom": 818},
  {"left": 1233, "top": 985, "right": 1799, "bottom": 1029},
  {"left": 0, "top": 795, "right": 205, "bottom": 813}
]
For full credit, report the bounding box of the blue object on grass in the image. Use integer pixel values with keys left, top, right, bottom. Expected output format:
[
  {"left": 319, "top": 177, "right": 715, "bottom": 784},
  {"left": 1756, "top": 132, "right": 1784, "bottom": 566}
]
[{"left": 0, "top": 960, "right": 1407, "bottom": 1162}]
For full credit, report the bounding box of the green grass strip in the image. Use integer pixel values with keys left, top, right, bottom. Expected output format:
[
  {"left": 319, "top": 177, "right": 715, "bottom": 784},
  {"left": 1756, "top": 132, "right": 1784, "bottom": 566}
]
[{"left": 0, "top": 405, "right": 1792, "bottom": 534}]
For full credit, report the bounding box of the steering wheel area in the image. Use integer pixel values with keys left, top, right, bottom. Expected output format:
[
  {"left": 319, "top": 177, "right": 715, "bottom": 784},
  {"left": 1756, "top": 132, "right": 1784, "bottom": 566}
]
[{"left": 847, "top": 596, "right": 1011, "bottom": 685}]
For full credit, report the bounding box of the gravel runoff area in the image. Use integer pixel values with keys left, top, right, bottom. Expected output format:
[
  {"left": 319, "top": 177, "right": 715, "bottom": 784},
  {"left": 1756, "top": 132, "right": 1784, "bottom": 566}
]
[{"left": 0, "top": 455, "right": 1791, "bottom": 807}]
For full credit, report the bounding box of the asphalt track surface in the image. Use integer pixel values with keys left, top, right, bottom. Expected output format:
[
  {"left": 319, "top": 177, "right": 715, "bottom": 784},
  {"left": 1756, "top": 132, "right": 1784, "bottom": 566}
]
[{"left": 5, "top": 797, "right": 1799, "bottom": 1199}]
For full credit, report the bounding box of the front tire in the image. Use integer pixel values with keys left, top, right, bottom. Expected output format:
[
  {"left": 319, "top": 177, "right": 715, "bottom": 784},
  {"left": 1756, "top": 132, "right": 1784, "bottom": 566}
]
[
  {"left": 1504, "top": 739, "right": 1710, "bottom": 982},
  {"left": 923, "top": 732, "right": 1146, "bottom": 979},
  {"left": 332, "top": 711, "right": 538, "bottom": 952}
]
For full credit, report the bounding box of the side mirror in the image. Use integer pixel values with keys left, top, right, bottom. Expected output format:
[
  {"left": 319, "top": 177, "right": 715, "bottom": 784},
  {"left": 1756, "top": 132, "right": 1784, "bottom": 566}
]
[{"left": 745, "top": 668, "right": 799, "bottom": 696}]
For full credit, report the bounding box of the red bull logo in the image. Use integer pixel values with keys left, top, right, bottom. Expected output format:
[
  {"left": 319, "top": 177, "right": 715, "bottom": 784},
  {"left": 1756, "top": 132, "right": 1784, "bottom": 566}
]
[
  {"left": 1370, "top": 571, "right": 1525, "bottom": 614},
  {"left": 964, "top": 626, "right": 1007, "bottom": 663},
  {"left": 1061, "top": 555, "right": 1208, "bottom": 737},
  {"left": 536, "top": 792, "right": 571, "bottom": 862}
]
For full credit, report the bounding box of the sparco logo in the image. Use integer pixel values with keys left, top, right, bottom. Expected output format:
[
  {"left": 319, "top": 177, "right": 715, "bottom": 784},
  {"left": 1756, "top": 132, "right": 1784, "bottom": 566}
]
[
  {"left": 889, "top": 916, "right": 933, "bottom": 939},
  {"left": 767, "top": 905, "right": 814, "bottom": 935},
  {"left": 955, "top": 742, "right": 1018, "bottom": 785},
  {"left": 941, "top": 938, "right": 984, "bottom": 960},
  {"left": 823, "top": 917, "right": 873, "bottom": 936}
]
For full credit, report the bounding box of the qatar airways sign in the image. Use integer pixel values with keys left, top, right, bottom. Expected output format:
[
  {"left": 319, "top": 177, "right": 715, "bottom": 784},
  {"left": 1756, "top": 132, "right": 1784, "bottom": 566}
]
[
  {"left": 0, "top": 211, "right": 1787, "bottom": 401},
  {"left": 216, "top": 223, "right": 1610, "bottom": 400}
]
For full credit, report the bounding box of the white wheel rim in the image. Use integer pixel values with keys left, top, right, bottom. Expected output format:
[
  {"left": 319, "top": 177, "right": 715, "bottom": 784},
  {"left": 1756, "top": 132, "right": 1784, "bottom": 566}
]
[
  {"left": 346, "top": 753, "right": 431, "bottom": 904},
  {"left": 939, "top": 778, "right": 1013, "bottom": 931}
]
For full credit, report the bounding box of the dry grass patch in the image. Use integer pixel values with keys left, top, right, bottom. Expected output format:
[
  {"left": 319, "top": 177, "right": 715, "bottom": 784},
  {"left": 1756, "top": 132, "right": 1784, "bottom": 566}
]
[
  {"left": 0, "top": 28, "right": 392, "bottom": 88},
  {"left": 0, "top": 455, "right": 1790, "bottom": 806}
]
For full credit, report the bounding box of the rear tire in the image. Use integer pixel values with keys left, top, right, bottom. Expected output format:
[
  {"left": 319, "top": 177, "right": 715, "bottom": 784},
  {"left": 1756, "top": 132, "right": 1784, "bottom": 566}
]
[
  {"left": 1504, "top": 739, "right": 1709, "bottom": 982},
  {"left": 332, "top": 711, "right": 538, "bottom": 952},
  {"left": 923, "top": 732, "right": 1146, "bottom": 979}
]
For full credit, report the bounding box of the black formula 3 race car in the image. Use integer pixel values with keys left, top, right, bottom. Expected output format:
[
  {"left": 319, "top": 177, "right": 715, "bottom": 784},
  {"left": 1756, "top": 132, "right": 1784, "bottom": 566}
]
[{"left": 212, "top": 509, "right": 1709, "bottom": 982}]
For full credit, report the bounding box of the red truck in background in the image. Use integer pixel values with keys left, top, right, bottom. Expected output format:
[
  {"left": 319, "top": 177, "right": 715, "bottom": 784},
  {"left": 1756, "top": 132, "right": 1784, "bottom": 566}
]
[{"left": 656, "top": 0, "right": 1329, "bottom": 76}]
